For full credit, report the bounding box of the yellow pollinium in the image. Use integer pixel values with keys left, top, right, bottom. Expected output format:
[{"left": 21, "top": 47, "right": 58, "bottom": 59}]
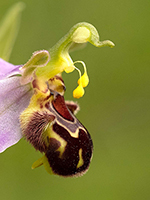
[
  {"left": 73, "top": 85, "right": 85, "bottom": 99},
  {"left": 78, "top": 72, "right": 89, "bottom": 88},
  {"left": 72, "top": 60, "right": 89, "bottom": 98}
]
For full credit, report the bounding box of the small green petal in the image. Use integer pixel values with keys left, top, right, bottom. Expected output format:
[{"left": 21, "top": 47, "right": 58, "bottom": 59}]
[
  {"left": 20, "top": 50, "right": 50, "bottom": 85},
  {"left": 0, "top": 2, "right": 25, "bottom": 61}
]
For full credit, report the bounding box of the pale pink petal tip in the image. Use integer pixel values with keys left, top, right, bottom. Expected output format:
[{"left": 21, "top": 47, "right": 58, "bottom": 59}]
[
  {"left": 0, "top": 76, "right": 33, "bottom": 152},
  {"left": 0, "top": 58, "right": 21, "bottom": 80}
]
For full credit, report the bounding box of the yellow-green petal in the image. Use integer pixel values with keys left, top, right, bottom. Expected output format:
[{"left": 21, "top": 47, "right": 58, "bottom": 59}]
[{"left": 35, "top": 22, "right": 115, "bottom": 89}]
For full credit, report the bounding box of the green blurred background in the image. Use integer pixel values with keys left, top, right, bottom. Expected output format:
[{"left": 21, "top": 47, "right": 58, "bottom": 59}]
[{"left": 0, "top": 0, "right": 150, "bottom": 200}]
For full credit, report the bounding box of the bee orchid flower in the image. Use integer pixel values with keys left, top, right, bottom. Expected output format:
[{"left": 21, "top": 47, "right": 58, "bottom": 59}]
[{"left": 0, "top": 3, "right": 115, "bottom": 177}]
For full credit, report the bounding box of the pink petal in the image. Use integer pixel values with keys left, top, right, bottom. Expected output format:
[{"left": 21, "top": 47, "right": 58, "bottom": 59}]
[
  {"left": 0, "top": 58, "right": 21, "bottom": 80},
  {"left": 0, "top": 76, "right": 33, "bottom": 152}
]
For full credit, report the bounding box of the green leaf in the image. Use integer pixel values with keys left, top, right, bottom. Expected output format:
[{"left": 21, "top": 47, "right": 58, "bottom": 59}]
[{"left": 0, "top": 2, "right": 25, "bottom": 61}]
